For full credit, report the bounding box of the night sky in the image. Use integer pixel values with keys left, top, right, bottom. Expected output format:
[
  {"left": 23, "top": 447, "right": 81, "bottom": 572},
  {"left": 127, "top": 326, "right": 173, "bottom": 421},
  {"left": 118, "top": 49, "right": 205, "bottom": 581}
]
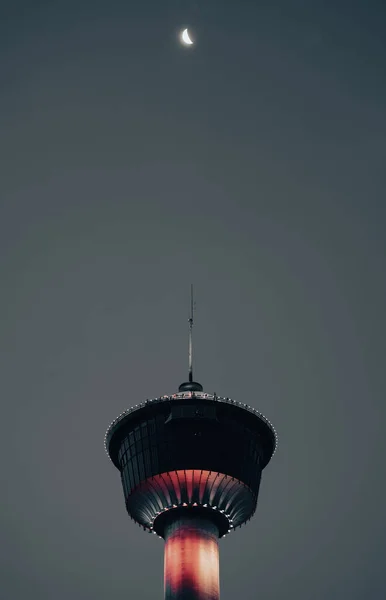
[{"left": 1, "top": 1, "right": 386, "bottom": 599}]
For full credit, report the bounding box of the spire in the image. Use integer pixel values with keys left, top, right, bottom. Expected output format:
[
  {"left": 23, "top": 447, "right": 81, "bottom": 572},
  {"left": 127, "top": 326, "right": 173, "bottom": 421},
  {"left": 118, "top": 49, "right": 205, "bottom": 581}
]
[
  {"left": 188, "top": 284, "right": 194, "bottom": 383},
  {"left": 179, "top": 285, "right": 203, "bottom": 393}
]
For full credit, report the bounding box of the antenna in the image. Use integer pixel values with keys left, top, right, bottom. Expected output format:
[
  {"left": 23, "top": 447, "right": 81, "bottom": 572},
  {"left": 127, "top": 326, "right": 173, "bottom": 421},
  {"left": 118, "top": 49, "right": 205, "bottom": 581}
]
[
  {"left": 188, "top": 284, "right": 194, "bottom": 382},
  {"left": 178, "top": 285, "right": 202, "bottom": 392}
]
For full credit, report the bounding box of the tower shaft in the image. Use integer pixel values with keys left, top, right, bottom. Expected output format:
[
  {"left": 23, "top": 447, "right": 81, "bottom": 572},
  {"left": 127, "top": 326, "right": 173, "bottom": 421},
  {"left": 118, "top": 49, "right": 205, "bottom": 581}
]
[{"left": 164, "top": 515, "right": 219, "bottom": 600}]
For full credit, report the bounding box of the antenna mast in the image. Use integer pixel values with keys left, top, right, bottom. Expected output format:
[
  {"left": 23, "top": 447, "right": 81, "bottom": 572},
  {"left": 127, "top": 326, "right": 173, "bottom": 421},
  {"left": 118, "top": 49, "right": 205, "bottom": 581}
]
[
  {"left": 188, "top": 284, "right": 194, "bottom": 382},
  {"left": 178, "top": 285, "right": 203, "bottom": 393}
]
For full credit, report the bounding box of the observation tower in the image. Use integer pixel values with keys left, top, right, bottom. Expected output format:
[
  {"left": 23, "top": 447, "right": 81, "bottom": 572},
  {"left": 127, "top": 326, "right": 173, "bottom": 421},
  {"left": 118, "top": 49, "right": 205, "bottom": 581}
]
[{"left": 104, "top": 289, "right": 277, "bottom": 600}]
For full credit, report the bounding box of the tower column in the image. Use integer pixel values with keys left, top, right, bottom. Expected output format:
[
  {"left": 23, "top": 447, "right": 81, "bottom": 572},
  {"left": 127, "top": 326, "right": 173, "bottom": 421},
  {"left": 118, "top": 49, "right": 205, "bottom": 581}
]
[{"left": 164, "top": 514, "right": 220, "bottom": 600}]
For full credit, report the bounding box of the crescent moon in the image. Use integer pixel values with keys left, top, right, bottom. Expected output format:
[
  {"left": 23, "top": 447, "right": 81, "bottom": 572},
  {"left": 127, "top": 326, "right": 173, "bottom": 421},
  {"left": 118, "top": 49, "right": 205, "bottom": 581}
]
[{"left": 181, "top": 28, "right": 194, "bottom": 45}]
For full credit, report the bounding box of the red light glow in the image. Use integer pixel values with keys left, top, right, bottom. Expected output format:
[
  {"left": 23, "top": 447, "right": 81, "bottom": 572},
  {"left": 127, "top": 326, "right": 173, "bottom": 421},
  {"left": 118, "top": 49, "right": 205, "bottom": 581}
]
[{"left": 164, "top": 515, "right": 219, "bottom": 600}]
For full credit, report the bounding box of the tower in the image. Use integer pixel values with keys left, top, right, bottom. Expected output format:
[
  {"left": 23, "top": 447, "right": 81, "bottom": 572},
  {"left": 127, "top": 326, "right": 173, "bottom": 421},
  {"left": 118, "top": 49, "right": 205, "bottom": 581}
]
[{"left": 104, "top": 289, "right": 277, "bottom": 600}]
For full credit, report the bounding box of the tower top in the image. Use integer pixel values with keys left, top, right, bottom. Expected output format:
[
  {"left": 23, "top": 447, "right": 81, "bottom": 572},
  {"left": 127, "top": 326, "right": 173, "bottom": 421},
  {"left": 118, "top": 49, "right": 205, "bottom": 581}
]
[{"left": 178, "top": 285, "right": 203, "bottom": 392}]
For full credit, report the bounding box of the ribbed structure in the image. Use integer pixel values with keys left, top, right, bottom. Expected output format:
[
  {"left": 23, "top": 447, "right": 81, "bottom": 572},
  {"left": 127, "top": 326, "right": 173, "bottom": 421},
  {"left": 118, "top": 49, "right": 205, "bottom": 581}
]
[{"left": 127, "top": 469, "right": 256, "bottom": 536}]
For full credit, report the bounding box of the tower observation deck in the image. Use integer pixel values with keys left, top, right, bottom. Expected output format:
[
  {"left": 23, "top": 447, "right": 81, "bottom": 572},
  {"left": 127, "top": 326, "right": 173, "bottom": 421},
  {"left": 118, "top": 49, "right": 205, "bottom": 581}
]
[{"left": 104, "top": 295, "right": 277, "bottom": 600}]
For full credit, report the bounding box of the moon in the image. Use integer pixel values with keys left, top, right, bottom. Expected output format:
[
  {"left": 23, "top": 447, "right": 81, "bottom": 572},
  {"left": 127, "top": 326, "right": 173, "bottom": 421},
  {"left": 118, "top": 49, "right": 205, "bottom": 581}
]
[{"left": 181, "top": 28, "right": 194, "bottom": 46}]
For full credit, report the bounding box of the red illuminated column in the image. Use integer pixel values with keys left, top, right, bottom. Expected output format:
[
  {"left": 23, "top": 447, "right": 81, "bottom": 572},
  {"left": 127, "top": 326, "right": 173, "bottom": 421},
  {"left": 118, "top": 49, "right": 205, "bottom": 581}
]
[{"left": 164, "top": 515, "right": 220, "bottom": 600}]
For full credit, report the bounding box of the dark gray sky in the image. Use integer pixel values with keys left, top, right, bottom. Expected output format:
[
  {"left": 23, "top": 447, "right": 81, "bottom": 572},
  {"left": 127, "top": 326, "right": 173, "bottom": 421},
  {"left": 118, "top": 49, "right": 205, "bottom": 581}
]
[{"left": 1, "top": 1, "right": 386, "bottom": 599}]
